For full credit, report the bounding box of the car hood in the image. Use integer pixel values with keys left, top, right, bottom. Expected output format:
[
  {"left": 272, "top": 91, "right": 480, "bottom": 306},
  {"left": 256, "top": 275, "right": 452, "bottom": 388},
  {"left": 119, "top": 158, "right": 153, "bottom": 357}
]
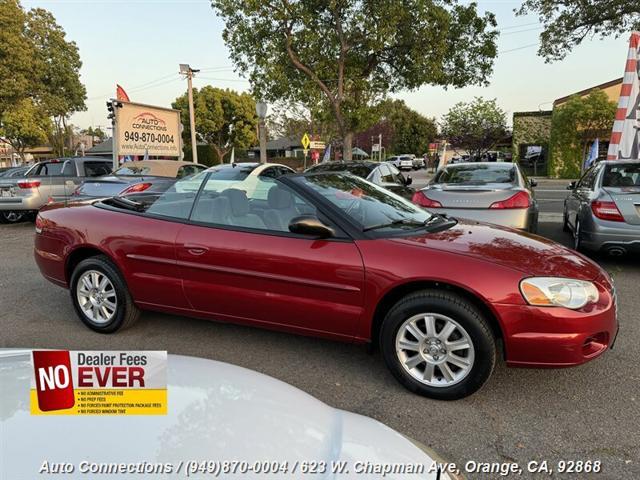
[
  {"left": 1, "top": 351, "right": 449, "bottom": 479},
  {"left": 392, "top": 219, "right": 604, "bottom": 281}
]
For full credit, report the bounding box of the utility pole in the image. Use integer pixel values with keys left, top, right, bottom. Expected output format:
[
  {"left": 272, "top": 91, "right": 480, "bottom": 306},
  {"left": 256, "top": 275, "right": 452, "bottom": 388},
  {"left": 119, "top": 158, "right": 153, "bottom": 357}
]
[
  {"left": 256, "top": 102, "right": 268, "bottom": 164},
  {"left": 180, "top": 64, "right": 200, "bottom": 164},
  {"left": 378, "top": 133, "right": 382, "bottom": 161}
]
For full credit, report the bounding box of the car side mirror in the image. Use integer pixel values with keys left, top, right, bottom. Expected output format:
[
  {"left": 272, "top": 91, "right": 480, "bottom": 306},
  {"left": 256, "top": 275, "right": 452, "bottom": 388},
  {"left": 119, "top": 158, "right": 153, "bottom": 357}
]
[
  {"left": 567, "top": 181, "right": 576, "bottom": 190},
  {"left": 529, "top": 179, "right": 537, "bottom": 188},
  {"left": 405, "top": 175, "right": 413, "bottom": 186},
  {"left": 288, "top": 215, "right": 335, "bottom": 238}
]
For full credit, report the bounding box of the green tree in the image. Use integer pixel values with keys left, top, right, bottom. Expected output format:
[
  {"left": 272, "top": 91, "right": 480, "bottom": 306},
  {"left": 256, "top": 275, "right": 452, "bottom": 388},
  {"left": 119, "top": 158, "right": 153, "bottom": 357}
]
[
  {"left": 0, "top": 98, "right": 52, "bottom": 162},
  {"left": 211, "top": 0, "right": 498, "bottom": 160},
  {"left": 517, "top": 1, "right": 640, "bottom": 61},
  {"left": 81, "top": 126, "right": 107, "bottom": 143},
  {"left": 549, "top": 90, "right": 617, "bottom": 178},
  {"left": 26, "top": 7, "right": 86, "bottom": 156},
  {"left": 440, "top": 97, "right": 507, "bottom": 158},
  {"left": 173, "top": 86, "right": 258, "bottom": 163},
  {"left": 0, "top": 0, "right": 37, "bottom": 119},
  {"left": 379, "top": 99, "right": 437, "bottom": 155}
]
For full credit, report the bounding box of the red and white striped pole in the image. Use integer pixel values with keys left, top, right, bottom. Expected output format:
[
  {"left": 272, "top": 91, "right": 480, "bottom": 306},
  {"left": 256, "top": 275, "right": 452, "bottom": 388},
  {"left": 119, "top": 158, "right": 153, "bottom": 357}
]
[{"left": 607, "top": 32, "right": 640, "bottom": 160}]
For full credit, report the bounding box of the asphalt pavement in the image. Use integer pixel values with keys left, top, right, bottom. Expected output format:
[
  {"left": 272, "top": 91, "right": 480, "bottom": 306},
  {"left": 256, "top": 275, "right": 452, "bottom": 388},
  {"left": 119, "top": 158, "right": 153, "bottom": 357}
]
[{"left": 1, "top": 178, "right": 639, "bottom": 478}]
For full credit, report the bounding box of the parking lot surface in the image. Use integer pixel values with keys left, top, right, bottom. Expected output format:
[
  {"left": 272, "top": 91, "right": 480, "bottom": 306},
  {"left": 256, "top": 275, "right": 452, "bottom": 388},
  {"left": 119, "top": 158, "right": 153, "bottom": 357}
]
[{"left": 1, "top": 197, "right": 638, "bottom": 478}]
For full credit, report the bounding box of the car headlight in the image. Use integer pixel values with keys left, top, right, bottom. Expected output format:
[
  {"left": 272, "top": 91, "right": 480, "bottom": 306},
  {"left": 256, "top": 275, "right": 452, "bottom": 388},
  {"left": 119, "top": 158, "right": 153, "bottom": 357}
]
[{"left": 520, "top": 277, "right": 599, "bottom": 309}]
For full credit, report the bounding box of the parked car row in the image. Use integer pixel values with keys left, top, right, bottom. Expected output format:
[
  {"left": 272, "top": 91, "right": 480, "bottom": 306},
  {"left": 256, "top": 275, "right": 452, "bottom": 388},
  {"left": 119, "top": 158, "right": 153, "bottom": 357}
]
[{"left": 0, "top": 158, "right": 205, "bottom": 223}]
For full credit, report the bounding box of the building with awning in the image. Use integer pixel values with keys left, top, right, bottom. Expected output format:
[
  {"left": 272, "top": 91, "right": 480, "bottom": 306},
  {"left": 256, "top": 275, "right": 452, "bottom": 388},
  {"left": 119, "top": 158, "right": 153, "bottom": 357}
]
[{"left": 512, "top": 77, "right": 623, "bottom": 177}]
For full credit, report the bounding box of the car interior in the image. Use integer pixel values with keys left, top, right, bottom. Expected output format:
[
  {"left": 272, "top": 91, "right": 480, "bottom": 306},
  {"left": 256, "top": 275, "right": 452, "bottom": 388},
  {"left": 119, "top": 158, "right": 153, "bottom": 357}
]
[
  {"left": 603, "top": 166, "right": 640, "bottom": 187},
  {"left": 127, "top": 181, "right": 318, "bottom": 234}
]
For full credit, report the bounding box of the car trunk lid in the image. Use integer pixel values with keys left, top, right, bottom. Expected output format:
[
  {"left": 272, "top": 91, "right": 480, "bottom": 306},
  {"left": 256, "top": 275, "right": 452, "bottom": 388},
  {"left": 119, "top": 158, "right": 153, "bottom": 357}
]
[
  {"left": 423, "top": 183, "right": 520, "bottom": 209},
  {"left": 0, "top": 175, "right": 44, "bottom": 199},
  {"left": 602, "top": 187, "right": 640, "bottom": 225}
]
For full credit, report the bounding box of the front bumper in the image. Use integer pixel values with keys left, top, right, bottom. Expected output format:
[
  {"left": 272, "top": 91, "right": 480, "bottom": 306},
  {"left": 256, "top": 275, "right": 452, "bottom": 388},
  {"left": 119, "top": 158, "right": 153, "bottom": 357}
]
[{"left": 496, "top": 277, "right": 617, "bottom": 367}]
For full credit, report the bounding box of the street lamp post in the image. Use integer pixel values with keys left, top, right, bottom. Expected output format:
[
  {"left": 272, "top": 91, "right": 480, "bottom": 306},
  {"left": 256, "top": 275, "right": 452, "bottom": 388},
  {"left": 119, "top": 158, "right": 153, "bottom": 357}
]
[
  {"left": 256, "top": 101, "right": 268, "bottom": 164},
  {"left": 179, "top": 64, "right": 200, "bottom": 164}
]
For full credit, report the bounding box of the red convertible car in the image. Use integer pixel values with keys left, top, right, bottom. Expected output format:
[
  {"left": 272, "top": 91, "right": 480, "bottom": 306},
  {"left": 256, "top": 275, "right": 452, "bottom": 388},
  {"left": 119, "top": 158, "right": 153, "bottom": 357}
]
[{"left": 34, "top": 165, "right": 618, "bottom": 400}]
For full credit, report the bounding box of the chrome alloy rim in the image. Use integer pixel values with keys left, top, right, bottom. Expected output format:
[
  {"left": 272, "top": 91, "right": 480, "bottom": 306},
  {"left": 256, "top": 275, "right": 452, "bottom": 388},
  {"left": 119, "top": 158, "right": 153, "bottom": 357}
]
[
  {"left": 76, "top": 270, "right": 117, "bottom": 324},
  {"left": 395, "top": 313, "right": 475, "bottom": 387},
  {"left": 4, "top": 212, "right": 23, "bottom": 222}
]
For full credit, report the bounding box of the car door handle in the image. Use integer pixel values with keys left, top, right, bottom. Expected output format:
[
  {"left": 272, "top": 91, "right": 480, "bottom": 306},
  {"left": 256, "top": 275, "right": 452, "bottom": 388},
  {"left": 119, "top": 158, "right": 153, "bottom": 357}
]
[{"left": 185, "top": 244, "right": 209, "bottom": 256}]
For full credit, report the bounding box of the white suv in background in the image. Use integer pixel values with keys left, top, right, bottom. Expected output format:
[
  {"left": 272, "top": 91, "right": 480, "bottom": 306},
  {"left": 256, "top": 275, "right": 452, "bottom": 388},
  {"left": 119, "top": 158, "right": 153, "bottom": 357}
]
[{"left": 386, "top": 155, "right": 414, "bottom": 171}]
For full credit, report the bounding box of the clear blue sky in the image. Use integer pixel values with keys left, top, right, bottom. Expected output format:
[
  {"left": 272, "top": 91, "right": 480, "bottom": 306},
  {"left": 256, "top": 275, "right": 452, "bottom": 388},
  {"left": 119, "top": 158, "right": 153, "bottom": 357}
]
[{"left": 24, "top": 0, "right": 632, "bottom": 131}]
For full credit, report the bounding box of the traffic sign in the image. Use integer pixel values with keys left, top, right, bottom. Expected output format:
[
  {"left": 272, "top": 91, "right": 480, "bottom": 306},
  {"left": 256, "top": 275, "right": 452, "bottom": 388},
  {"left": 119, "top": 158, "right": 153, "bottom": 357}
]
[
  {"left": 309, "top": 140, "right": 325, "bottom": 150},
  {"left": 301, "top": 133, "right": 311, "bottom": 150}
]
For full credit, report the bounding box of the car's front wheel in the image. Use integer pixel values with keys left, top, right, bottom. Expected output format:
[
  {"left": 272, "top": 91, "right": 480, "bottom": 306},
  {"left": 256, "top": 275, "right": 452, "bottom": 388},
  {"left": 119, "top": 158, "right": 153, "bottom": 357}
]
[
  {"left": 70, "top": 255, "right": 140, "bottom": 333},
  {"left": 380, "top": 289, "right": 496, "bottom": 400}
]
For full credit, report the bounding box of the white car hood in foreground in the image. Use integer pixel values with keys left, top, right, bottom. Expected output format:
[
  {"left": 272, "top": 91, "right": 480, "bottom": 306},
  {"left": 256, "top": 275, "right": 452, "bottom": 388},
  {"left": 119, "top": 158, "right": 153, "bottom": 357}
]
[{"left": 1, "top": 351, "right": 451, "bottom": 479}]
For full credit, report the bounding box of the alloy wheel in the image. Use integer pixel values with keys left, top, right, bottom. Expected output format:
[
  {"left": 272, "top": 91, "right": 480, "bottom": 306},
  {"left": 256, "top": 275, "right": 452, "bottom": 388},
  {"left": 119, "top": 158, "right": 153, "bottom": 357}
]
[
  {"left": 2, "top": 211, "right": 24, "bottom": 223},
  {"left": 395, "top": 313, "right": 475, "bottom": 387},
  {"left": 76, "top": 270, "right": 118, "bottom": 324}
]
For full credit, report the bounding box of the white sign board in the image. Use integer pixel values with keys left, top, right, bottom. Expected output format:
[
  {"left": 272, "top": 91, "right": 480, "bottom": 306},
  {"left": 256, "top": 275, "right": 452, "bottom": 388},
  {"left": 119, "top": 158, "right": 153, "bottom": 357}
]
[
  {"left": 309, "top": 141, "right": 325, "bottom": 150},
  {"left": 115, "top": 102, "right": 182, "bottom": 157},
  {"left": 371, "top": 143, "right": 380, "bottom": 152}
]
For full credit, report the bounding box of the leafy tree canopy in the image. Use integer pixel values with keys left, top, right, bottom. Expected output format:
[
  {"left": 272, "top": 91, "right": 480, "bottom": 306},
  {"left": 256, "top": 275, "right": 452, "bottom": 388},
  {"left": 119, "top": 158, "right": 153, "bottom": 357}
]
[
  {"left": 81, "top": 126, "right": 107, "bottom": 143},
  {"left": 0, "top": 0, "right": 36, "bottom": 118},
  {"left": 211, "top": 0, "right": 498, "bottom": 159},
  {"left": 0, "top": 1, "right": 85, "bottom": 157},
  {"left": 550, "top": 90, "right": 617, "bottom": 177},
  {"left": 0, "top": 98, "right": 52, "bottom": 161},
  {"left": 517, "top": 0, "right": 640, "bottom": 61},
  {"left": 379, "top": 99, "right": 437, "bottom": 155},
  {"left": 440, "top": 97, "right": 507, "bottom": 157},
  {"left": 173, "top": 86, "right": 258, "bottom": 163}
]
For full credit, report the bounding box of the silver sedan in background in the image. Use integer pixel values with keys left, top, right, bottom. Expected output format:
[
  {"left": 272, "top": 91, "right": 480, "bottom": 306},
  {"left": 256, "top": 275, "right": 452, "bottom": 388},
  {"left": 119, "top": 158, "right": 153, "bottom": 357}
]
[
  {"left": 412, "top": 162, "right": 539, "bottom": 232},
  {"left": 564, "top": 160, "right": 640, "bottom": 256}
]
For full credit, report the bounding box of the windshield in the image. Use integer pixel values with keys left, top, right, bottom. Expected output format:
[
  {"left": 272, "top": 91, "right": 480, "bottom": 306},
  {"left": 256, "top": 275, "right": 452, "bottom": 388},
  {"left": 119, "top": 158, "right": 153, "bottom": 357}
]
[
  {"left": 114, "top": 165, "right": 151, "bottom": 176},
  {"left": 434, "top": 164, "right": 516, "bottom": 185},
  {"left": 308, "top": 163, "right": 373, "bottom": 178},
  {"left": 602, "top": 163, "right": 640, "bottom": 188},
  {"left": 298, "top": 173, "right": 433, "bottom": 232}
]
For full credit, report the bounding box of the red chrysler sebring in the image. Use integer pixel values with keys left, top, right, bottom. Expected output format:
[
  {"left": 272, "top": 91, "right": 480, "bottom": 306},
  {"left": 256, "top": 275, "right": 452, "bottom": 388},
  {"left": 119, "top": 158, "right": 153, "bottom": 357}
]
[{"left": 34, "top": 164, "right": 618, "bottom": 400}]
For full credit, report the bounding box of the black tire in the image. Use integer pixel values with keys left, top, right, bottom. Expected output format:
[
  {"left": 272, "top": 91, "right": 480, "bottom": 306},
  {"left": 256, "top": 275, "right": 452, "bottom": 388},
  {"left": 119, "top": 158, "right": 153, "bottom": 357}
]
[
  {"left": 0, "top": 211, "right": 25, "bottom": 224},
  {"left": 380, "top": 289, "right": 496, "bottom": 400},
  {"left": 562, "top": 210, "right": 570, "bottom": 232},
  {"left": 69, "top": 255, "right": 140, "bottom": 333},
  {"left": 573, "top": 218, "right": 582, "bottom": 251}
]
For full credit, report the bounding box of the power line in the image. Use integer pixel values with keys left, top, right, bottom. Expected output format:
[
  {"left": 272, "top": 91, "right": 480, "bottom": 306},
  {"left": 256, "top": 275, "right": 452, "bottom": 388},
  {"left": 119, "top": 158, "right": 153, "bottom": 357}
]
[
  {"left": 501, "top": 26, "right": 542, "bottom": 36},
  {"left": 499, "top": 42, "right": 538, "bottom": 54}
]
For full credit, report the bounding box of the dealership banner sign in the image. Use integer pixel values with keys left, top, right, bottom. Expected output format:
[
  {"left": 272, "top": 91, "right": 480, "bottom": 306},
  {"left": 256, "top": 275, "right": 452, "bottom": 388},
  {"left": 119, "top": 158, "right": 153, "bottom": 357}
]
[
  {"left": 30, "top": 351, "right": 167, "bottom": 415},
  {"left": 115, "top": 101, "right": 182, "bottom": 157},
  {"left": 607, "top": 32, "right": 640, "bottom": 160}
]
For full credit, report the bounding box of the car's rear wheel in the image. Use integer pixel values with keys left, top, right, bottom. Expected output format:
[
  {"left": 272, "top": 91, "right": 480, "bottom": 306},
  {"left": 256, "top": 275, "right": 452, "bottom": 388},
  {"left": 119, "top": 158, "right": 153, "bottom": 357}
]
[
  {"left": 562, "top": 210, "right": 570, "bottom": 232},
  {"left": 70, "top": 255, "right": 140, "bottom": 333},
  {"left": 573, "top": 218, "right": 582, "bottom": 251},
  {"left": 380, "top": 289, "right": 496, "bottom": 400},
  {"left": 0, "top": 211, "right": 25, "bottom": 224}
]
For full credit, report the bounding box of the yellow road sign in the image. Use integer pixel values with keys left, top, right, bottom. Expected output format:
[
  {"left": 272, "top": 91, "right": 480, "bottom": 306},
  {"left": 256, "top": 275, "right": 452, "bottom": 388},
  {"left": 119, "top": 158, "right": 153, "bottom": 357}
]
[{"left": 301, "top": 133, "right": 311, "bottom": 150}]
